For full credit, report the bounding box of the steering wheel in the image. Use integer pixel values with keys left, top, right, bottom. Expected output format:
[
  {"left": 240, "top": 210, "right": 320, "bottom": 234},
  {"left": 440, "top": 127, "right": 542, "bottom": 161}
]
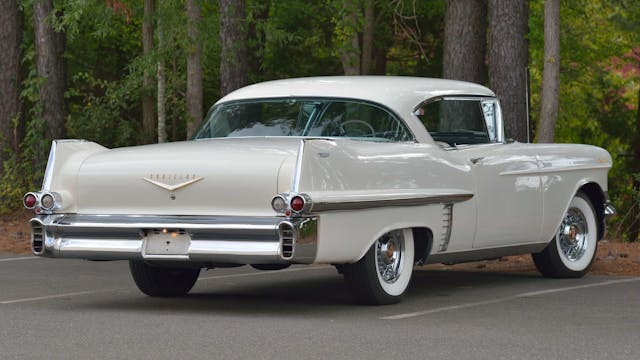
[{"left": 339, "top": 119, "right": 376, "bottom": 137}]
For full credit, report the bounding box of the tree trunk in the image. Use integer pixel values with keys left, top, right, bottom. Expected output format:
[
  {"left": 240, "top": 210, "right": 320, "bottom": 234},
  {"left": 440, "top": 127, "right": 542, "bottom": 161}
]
[
  {"left": 443, "top": 0, "right": 487, "bottom": 84},
  {"left": 535, "top": 0, "right": 560, "bottom": 143},
  {"left": 33, "top": 0, "right": 66, "bottom": 141},
  {"left": 156, "top": 14, "right": 166, "bottom": 143},
  {"left": 488, "top": 0, "right": 529, "bottom": 142},
  {"left": 361, "top": 0, "right": 375, "bottom": 75},
  {"left": 142, "top": 0, "right": 156, "bottom": 143},
  {"left": 373, "top": 47, "right": 387, "bottom": 75},
  {"left": 630, "top": 85, "right": 640, "bottom": 242},
  {"left": 247, "top": 1, "right": 269, "bottom": 82},
  {"left": 186, "top": 0, "right": 203, "bottom": 139},
  {"left": 0, "top": 0, "right": 22, "bottom": 174},
  {"left": 219, "top": 0, "right": 248, "bottom": 96},
  {"left": 337, "top": 0, "right": 361, "bottom": 75}
]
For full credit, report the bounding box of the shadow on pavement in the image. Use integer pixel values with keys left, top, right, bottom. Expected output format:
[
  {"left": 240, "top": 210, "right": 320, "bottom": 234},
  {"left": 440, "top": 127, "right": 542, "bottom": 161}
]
[{"left": 53, "top": 269, "right": 544, "bottom": 316}]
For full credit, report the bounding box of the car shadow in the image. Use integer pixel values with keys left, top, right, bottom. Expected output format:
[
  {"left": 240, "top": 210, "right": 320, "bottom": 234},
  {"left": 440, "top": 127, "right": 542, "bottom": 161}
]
[{"left": 63, "top": 268, "right": 543, "bottom": 316}]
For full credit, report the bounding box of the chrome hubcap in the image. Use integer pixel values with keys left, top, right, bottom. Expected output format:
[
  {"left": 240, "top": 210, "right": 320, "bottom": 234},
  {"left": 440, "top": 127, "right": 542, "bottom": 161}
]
[
  {"left": 376, "top": 231, "right": 403, "bottom": 283},
  {"left": 558, "top": 208, "right": 588, "bottom": 261}
]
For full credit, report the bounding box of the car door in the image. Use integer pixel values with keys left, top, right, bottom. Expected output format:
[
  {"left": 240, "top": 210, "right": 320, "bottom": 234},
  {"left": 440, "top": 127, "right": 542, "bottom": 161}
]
[{"left": 416, "top": 97, "right": 543, "bottom": 249}]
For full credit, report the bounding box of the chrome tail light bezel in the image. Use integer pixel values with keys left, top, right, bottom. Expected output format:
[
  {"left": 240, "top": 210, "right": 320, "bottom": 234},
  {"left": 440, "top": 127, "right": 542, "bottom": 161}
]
[
  {"left": 23, "top": 191, "right": 62, "bottom": 214},
  {"left": 270, "top": 192, "right": 313, "bottom": 217}
]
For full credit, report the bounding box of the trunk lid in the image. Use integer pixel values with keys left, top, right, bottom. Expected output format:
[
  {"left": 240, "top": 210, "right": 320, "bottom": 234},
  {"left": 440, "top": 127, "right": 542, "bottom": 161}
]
[{"left": 75, "top": 137, "right": 300, "bottom": 216}]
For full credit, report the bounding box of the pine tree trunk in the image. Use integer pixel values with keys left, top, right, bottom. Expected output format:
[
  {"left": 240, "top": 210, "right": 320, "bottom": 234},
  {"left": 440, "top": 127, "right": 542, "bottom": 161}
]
[
  {"left": 489, "top": 0, "right": 529, "bottom": 142},
  {"left": 33, "top": 0, "right": 66, "bottom": 141},
  {"left": 142, "top": 0, "right": 156, "bottom": 143},
  {"left": 535, "top": 0, "right": 560, "bottom": 143},
  {"left": 443, "top": 0, "right": 487, "bottom": 84},
  {"left": 630, "top": 85, "right": 640, "bottom": 242},
  {"left": 0, "top": 0, "right": 22, "bottom": 174},
  {"left": 361, "top": 0, "right": 375, "bottom": 75},
  {"left": 156, "top": 15, "right": 166, "bottom": 143},
  {"left": 219, "top": 0, "right": 248, "bottom": 96},
  {"left": 338, "top": 0, "right": 361, "bottom": 75},
  {"left": 186, "top": 0, "right": 203, "bottom": 139}
]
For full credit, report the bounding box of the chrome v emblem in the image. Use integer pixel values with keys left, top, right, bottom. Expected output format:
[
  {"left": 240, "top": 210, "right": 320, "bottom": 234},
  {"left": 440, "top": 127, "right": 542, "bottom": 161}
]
[{"left": 143, "top": 177, "right": 204, "bottom": 191}]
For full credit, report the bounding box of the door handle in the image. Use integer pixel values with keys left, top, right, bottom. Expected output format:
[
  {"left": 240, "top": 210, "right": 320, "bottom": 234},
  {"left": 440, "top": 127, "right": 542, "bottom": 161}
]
[{"left": 470, "top": 157, "right": 484, "bottom": 165}]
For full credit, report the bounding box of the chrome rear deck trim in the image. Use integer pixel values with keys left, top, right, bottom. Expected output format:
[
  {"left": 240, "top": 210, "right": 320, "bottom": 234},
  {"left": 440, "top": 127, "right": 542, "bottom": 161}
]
[{"left": 310, "top": 193, "right": 473, "bottom": 212}]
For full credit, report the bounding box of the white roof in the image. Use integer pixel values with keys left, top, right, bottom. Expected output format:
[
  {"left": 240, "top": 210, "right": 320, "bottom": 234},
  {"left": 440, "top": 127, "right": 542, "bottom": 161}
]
[{"left": 216, "top": 76, "right": 495, "bottom": 113}]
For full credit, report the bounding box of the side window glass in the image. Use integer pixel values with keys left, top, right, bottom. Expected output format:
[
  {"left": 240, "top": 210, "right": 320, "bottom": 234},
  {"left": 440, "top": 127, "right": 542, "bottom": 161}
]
[
  {"left": 416, "top": 99, "right": 490, "bottom": 146},
  {"left": 313, "top": 101, "right": 412, "bottom": 141}
]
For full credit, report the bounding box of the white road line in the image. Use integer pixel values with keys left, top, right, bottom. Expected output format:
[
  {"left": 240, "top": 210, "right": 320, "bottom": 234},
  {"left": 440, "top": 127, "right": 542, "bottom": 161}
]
[
  {"left": 0, "top": 265, "right": 331, "bottom": 305},
  {"left": 382, "top": 277, "right": 640, "bottom": 320},
  {"left": 381, "top": 298, "right": 510, "bottom": 320},
  {"left": 516, "top": 277, "right": 640, "bottom": 298},
  {"left": 0, "top": 256, "right": 40, "bottom": 262},
  {"left": 0, "top": 289, "right": 127, "bottom": 305}
]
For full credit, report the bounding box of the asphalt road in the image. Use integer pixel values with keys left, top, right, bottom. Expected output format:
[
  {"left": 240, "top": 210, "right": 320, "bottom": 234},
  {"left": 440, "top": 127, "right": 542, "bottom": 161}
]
[{"left": 1, "top": 253, "right": 639, "bottom": 360}]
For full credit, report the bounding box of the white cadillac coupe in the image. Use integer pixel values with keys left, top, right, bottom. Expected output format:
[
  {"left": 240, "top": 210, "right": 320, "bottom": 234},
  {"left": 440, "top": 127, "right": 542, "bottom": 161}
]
[{"left": 24, "top": 77, "right": 615, "bottom": 304}]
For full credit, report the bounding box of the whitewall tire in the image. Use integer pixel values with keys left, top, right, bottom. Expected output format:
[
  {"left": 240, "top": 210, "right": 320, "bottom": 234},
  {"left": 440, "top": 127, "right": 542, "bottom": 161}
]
[
  {"left": 343, "top": 229, "right": 414, "bottom": 305},
  {"left": 532, "top": 192, "right": 598, "bottom": 278}
]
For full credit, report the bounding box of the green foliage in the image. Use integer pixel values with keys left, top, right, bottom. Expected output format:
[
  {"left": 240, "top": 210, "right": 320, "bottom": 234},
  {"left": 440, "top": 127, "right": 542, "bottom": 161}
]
[
  {"left": 386, "top": 0, "right": 445, "bottom": 77},
  {"left": 262, "top": 0, "right": 342, "bottom": 79},
  {"left": 529, "top": 0, "right": 640, "bottom": 239}
]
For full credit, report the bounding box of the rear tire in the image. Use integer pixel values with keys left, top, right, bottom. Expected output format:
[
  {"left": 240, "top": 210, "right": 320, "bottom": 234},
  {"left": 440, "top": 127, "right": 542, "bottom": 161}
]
[
  {"left": 129, "top": 260, "right": 200, "bottom": 297},
  {"left": 343, "top": 229, "right": 414, "bottom": 305},
  {"left": 532, "top": 192, "right": 598, "bottom": 278}
]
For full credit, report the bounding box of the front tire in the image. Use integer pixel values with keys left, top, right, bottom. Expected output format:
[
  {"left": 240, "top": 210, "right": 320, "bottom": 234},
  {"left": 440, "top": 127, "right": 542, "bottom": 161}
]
[
  {"left": 129, "top": 260, "right": 200, "bottom": 297},
  {"left": 343, "top": 229, "right": 414, "bottom": 305},
  {"left": 532, "top": 192, "right": 598, "bottom": 278}
]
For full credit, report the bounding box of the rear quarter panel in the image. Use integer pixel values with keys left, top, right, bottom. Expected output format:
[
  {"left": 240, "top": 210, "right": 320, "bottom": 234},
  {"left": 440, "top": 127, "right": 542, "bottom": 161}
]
[{"left": 296, "top": 139, "right": 477, "bottom": 262}]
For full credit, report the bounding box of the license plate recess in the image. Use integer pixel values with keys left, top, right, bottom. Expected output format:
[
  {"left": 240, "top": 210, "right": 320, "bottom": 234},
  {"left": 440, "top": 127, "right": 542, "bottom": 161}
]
[{"left": 145, "top": 229, "right": 190, "bottom": 255}]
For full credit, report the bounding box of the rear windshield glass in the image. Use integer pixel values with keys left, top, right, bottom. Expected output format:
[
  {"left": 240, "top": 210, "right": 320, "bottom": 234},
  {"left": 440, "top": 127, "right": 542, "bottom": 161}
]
[{"left": 195, "top": 98, "right": 413, "bottom": 142}]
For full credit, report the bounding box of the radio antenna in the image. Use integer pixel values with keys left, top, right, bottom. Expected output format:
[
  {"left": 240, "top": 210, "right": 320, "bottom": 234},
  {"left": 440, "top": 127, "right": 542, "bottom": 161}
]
[{"left": 525, "top": 67, "right": 531, "bottom": 143}]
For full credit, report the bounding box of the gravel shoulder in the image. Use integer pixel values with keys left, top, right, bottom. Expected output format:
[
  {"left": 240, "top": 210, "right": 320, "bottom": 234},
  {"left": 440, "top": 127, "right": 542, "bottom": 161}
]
[{"left": 3, "top": 211, "right": 639, "bottom": 276}]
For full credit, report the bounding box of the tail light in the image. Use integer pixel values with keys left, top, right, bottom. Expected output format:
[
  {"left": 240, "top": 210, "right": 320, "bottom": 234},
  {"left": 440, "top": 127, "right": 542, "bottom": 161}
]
[
  {"left": 23, "top": 193, "right": 38, "bottom": 209},
  {"left": 40, "top": 193, "right": 56, "bottom": 210},
  {"left": 270, "top": 193, "right": 312, "bottom": 216},
  {"left": 290, "top": 196, "right": 305, "bottom": 212},
  {"left": 271, "top": 195, "right": 287, "bottom": 212},
  {"left": 23, "top": 191, "right": 61, "bottom": 213}
]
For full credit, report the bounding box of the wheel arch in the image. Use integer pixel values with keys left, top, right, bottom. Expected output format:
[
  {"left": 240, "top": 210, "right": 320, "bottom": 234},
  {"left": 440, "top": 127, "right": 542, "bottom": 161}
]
[
  {"left": 578, "top": 182, "right": 606, "bottom": 241},
  {"left": 412, "top": 227, "right": 434, "bottom": 265}
]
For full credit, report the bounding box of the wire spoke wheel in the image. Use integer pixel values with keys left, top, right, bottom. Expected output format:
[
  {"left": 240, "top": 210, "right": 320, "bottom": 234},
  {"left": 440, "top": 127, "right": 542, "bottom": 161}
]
[
  {"left": 343, "top": 229, "right": 414, "bottom": 305},
  {"left": 557, "top": 208, "right": 589, "bottom": 262},
  {"left": 532, "top": 192, "right": 598, "bottom": 278},
  {"left": 376, "top": 231, "right": 404, "bottom": 284}
]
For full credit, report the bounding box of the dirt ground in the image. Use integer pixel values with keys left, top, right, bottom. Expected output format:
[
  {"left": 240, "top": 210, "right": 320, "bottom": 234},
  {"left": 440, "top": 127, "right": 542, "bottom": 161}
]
[{"left": 2, "top": 211, "right": 639, "bottom": 276}]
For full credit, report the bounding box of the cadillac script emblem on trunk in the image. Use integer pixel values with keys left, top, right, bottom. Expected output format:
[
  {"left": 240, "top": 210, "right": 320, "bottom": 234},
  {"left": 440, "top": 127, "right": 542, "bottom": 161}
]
[{"left": 143, "top": 174, "right": 204, "bottom": 191}]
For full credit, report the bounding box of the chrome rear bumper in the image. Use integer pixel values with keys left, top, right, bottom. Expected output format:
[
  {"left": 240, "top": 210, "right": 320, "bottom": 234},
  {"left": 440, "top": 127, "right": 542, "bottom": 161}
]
[{"left": 30, "top": 214, "right": 317, "bottom": 264}]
